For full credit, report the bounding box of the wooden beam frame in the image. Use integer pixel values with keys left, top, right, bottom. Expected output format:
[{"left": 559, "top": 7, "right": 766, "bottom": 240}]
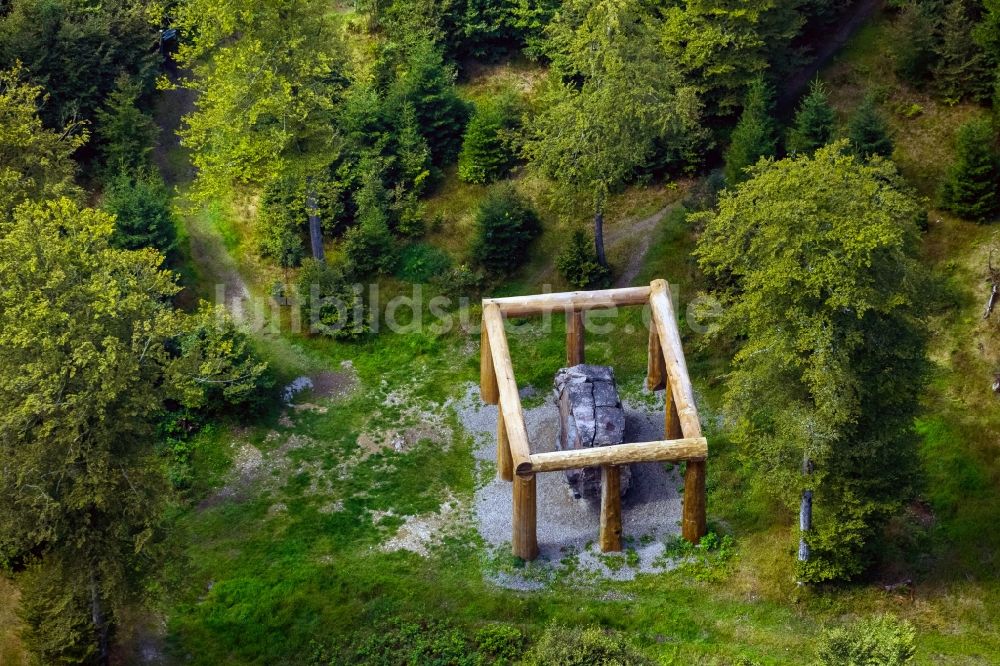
[{"left": 480, "top": 280, "right": 708, "bottom": 560}]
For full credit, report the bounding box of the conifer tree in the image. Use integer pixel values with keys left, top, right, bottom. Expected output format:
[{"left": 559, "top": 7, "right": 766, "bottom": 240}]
[
  {"left": 940, "top": 118, "right": 1000, "bottom": 221},
  {"left": 891, "top": 1, "right": 939, "bottom": 87},
  {"left": 458, "top": 93, "right": 520, "bottom": 185},
  {"left": 103, "top": 168, "right": 177, "bottom": 256},
  {"left": 933, "top": 0, "right": 992, "bottom": 103},
  {"left": 724, "top": 78, "right": 777, "bottom": 185},
  {"left": 847, "top": 95, "right": 893, "bottom": 160},
  {"left": 787, "top": 78, "right": 835, "bottom": 156},
  {"left": 95, "top": 74, "right": 159, "bottom": 175}
]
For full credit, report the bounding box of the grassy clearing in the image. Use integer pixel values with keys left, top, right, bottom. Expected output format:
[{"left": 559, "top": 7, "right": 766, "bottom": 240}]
[{"left": 149, "top": 11, "right": 1000, "bottom": 662}]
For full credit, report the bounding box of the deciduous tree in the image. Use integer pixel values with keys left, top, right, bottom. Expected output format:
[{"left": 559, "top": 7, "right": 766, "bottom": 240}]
[
  {"left": 175, "top": 0, "right": 347, "bottom": 261},
  {"left": 524, "top": 0, "right": 700, "bottom": 267},
  {"left": 661, "top": 0, "right": 804, "bottom": 116},
  {"left": 0, "top": 65, "right": 83, "bottom": 217},
  {"left": 695, "top": 142, "right": 927, "bottom": 582}
]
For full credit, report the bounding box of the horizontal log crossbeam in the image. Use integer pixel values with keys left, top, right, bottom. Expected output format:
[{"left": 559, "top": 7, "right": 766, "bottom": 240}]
[
  {"left": 480, "top": 281, "right": 708, "bottom": 559},
  {"left": 527, "top": 437, "right": 707, "bottom": 473}
]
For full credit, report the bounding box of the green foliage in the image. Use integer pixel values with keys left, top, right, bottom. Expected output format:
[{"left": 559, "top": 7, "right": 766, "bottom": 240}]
[
  {"left": 891, "top": 1, "right": 939, "bottom": 87},
  {"left": 0, "top": 198, "right": 178, "bottom": 661},
  {"left": 524, "top": 624, "right": 653, "bottom": 666},
  {"left": 0, "top": 0, "right": 157, "bottom": 130},
  {"left": 787, "top": 79, "right": 835, "bottom": 155},
  {"left": 658, "top": 531, "right": 737, "bottom": 582},
  {"left": 388, "top": 40, "right": 470, "bottom": 165},
  {"left": 695, "top": 143, "right": 928, "bottom": 582},
  {"left": 16, "top": 554, "right": 98, "bottom": 664},
  {"left": 169, "top": 303, "right": 275, "bottom": 414},
  {"left": 176, "top": 0, "right": 346, "bottom": 261},
  {"left": 661, "top": 0, "right": 804, "bottom": 116},
  {"left": 848, "top": 95, "right": 894, "bottom": 160},
  {"left": 103, "top": 168, "right": 178, "bottom": 256},
  {"left": 396, "top": 242, "right": 452, "bottom": 283},
  {"left": 556, "top": 228, "right": 611, "bottom": 288},
  {"left": 297, "top": 258, "right": 370, "bottom": 340},
  {"left": 471, "top": 183, "right": 541, "bottom": 275},
  {"left": 475, "top": 623, "right": 525, "bottom": 663},
  {"left": 933, "top": 0, "right": 992, "bottom": 104},
  {"left": 525, "top": 0, "right": 702, "bottom": 218},
  {"left": 458, "top": 93, "right": 521, "bottom": 184},
  {"left": 939, "top": 118, "right": 1000, "bottom": 221},
  {"left": 816, "top": 615, "right": 917, "bottom": 665},
  {"left": 256, "top": 175, "right": 344, "bottom": 264},
  {"left": 95, "top": 74, "right": 158, "bottom": 175},
  {"left": 0, "top": 64, "right": 83, "bottom": 217},
  {"left": 724, "top": 78, "right": 777, "bottom": 185},
  {"left": 344, "top": 162, "right": 397, "bottom": 276}
]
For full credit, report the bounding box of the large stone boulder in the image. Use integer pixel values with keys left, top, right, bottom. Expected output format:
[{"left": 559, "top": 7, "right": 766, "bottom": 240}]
[{"left": 553, "top": 364, "right": 631, "bottom": 500}]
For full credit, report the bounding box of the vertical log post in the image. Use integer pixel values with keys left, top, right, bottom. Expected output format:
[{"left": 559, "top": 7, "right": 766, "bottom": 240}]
[
  {"left": 664, "top": 383, "right": 682, "bottom": 440},
  {"left": 480, "top": 317, "right": 499, "bottom": 405},
  {"left": 566, "top": 309, "right": 585, "bottom": 366},
  {"left": 647, "top": 324, "right": 666, "bottom": 391},
  {"left": 497, "top": 409, "right": 513, "bottom": 482},
  {"left": 650, "top": 280, "right": 707, "bottom": 544},
  {"left": 682, "top": 460, "right": 706, "bottom": 543},
  {"left": 599, "top": 465, "right": 623, "bottom": 552},
  {"left": 512, "top": 474, "right": 539, "bottom": 560}
]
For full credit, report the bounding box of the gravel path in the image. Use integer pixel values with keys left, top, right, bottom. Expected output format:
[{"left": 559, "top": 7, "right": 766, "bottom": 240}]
[{"left": 455, "top": 384, "right": 683, "bottom": 589}]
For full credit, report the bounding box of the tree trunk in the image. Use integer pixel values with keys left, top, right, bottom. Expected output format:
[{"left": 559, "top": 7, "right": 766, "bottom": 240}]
[
  {"left": 306, "top": 178, "right": 325, "bottom": 263},
  {"left": 90, "top": 566, "right": 109, "bottom": 666},
  {"left": 798, "top": 457, "right": 814, "bottom": 568},
  {"left": 594, "top": 209, "right": 607, "bottom": 268},
  {"left": 798, "top": 489, "right": 812, "bottom": 563}
]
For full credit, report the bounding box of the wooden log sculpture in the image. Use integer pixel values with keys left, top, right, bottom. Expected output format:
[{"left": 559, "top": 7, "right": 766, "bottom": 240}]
[
  {"left": 481, "top": 281, "right": 709, "bottom": 560},
  {"left": 554, "top": 365, "right": 631, "bottom": 500}
]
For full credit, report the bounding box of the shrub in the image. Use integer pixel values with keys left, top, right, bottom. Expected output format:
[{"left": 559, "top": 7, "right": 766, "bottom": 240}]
[
  {"left": 297, "top": 258, "right": 370, "bottom": 340},
  {"left": 524, "top": 624, "right": 653, "bottom": 666},
  {"left": 817, "top": 615, "right": 917, "bottom": 665},
  {"left": 458, "top": 94, "right": 521, "bottom": 185},
  {"left": 170, "top": 303, "right": 275, "bottom": 413},
  {"left": 475, "top": 623, "right": 525, "bottom": 663},
  {"left": 939, "top": 118, "right": 1000, "bottom": 222},
  {"left": 396, "top": 242, "right": 452, "bottom": 283},
  {"left": 103, "top": 168, "right": 177, "bottom": 256},
  {"left": 557, "top": 228, "right": 611, "bottom": 289},
  {"left": 471, "top": 184, "right": 541, "bottom": 274}
]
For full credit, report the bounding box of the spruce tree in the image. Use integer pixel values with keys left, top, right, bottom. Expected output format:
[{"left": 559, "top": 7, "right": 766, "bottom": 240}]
[
  {"left": 891, "top": 1, "right": 939, "bottom": 87},
  {"left": 940, "top": 118, "right": 1000, "bottom": 222},
  {"left": 103, "top": 168, "right": 177, "bottom": 256},
  {"left": 724, "top": 78, "right": 777, "bottom": 185},
  {"left": 787, "top": 79, "right": 835, "bottom": 156},
  {"left": 458, "top": 94, "right": 520, "bottom": 185},
  {"left": 933, "top": 0, "right": 992, "bottom": 103},
  {"left": 847, "top": 95, "right": 893, "bottom": 160}
]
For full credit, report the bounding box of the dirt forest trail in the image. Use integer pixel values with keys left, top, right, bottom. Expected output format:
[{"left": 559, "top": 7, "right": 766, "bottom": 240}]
[
  {"left": 609, "top": 203, "right": 678, "bottom": 288},
  {"left": 153, "top": 81, "right": 253, "bottom": 314}
]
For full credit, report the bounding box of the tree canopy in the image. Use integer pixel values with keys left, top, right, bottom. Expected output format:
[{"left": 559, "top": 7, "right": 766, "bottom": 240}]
[{"left": 695, "top": 142, "right": 927, "bottom": 582}]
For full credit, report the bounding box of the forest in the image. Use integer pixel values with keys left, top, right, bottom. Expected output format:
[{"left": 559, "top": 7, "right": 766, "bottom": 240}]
[{"left": 1, "top": 0, "right": 999, "bottom": 663}]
